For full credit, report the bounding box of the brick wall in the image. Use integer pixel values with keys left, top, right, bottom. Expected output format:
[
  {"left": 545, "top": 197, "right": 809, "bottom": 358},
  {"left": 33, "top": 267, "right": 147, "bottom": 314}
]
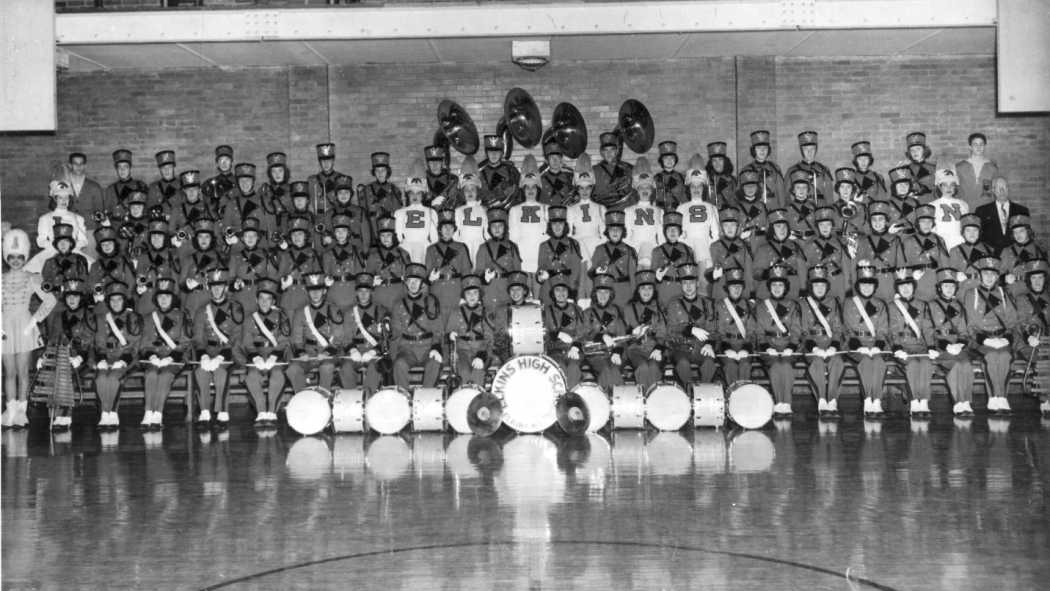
[{"left": 2, "top": 54, "right": 1048, "bottom": 241}]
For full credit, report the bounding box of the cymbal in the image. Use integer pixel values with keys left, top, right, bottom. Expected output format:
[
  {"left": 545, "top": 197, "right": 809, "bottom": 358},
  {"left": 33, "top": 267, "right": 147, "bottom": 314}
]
[
  {"left": 618, "top": 98, "right": 655, "bottom": 154},
  {"left": 556, "top": 391, "right": 591, "bottom": 436},
  {"left": 551, "top": 102, "right": 588, "bottom": 159},
  {"left": 466, "top": 391, "right": 503, "bottom": 437},
  {"left": 437, "top": 99, "right": 480, "bottom": 155},
  {"left": 504, "top": 87, "right": 543, "bottom": 148}
]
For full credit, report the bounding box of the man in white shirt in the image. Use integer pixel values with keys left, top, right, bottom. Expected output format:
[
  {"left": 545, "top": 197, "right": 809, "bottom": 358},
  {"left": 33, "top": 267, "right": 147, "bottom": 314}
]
[{"left": 928, "top": 168, "right": 969, "bottom": 251}]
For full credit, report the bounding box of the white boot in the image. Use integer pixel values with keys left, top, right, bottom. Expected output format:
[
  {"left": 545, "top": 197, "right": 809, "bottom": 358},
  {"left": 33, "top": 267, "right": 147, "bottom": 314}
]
[
  {"left": 1040, "top": 400, "right": 1050, "bottom": 415},
  {"left": 910, "top": 399, "right": 922, "bottom": 415},
  {"left": 953, "top": 402, "right": 964, "bottom": 415},
  {"left": 13, "top": 401, "right": 29, "bottom": 428},
  {"left": 962, "top": 401, "right": 974, "bottom": 415},
  {"left": 216, "top": 411, "right": 230, "bottom": 424},
  {"left": 817, "top": 398, "right": 829, "bottom": 413},
  {"left": 827, "top": 399, "right": 839, "bottom": 413},
  {"left": 140, "top": 412, "right": 152, "bottom": 427},
  {"left": 986, "top": 397, "right": 1001, "bottom": 412},
  {"left": 198, "top": 409, "right": 211, "bottom": 423},
  {"left": 997, "top": 397, "right": 1011, "bottom": 413},
  {"left": 872, "top": 399, "right": 885, "bottom": 415},
  {"left": 919, "top": 399, "right": 931, "bottom": 414},
  {"left": 153, "top": 410, "right": 164, "bottom": 426},
  {"left": 863, "top": 398, "right": 874, "bottom": 414},
  {"left": 108, "top": 411, "right": 120, "bottom": 428},
  {"left": 98, "top": 411, "right": 108, "bottom": 428}
]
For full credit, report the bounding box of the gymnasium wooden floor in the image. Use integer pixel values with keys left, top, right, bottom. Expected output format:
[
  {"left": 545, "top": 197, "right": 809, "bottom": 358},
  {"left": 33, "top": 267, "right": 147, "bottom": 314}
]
[{"left": 3, "top": 409, "right": 1048, "bottom": 590}]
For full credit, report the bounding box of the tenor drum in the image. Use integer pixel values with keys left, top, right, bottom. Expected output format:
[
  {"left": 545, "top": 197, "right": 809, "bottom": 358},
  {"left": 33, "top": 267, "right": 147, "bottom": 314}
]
[
  {"left": 331, "top": 389, "right": 365, "bottom": 433},
  {"left": 445, "top": 384, "right": 486, "bottom": 435},
  {"left": 365, "top": 387, "right": 412, "bottom": 435},
  {"left": 411, "top": 387, "right": 445, "bottom": 432},
  {"left": 285, "top": 388, "right": 331, "bottom": 436},
  {"left": 726, "top": 381, "right": 774, "bottom": 430},
  {"left": 491, "top": 355, "right": 566, "bottom": 433},
  {"left": 645, "top": 382, "right": 692, "bottom": 431},
  {"left": 509, "top": 303, "right": 545, "bottom": 355},
  {"left": 611, "top": 385, "right": 645, "bottom": 430},
  {"left": 571, "top": 382, "right": 611, "bottom": 432},
  {"left": 692, "top": 383, "right": 726, "bottom": 428}
]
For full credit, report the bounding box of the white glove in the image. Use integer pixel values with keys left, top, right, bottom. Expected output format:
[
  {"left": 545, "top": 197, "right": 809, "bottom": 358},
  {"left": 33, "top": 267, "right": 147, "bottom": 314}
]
[
  {"left": 810, "top": 347, "right": 825, "bottom": 358},
  {"left": 928, "top": 349, "right": 940, "bottom": 360},
  {"left": 536, "top": 270, "right": 550, "bottom": 283},
  {"left": 568, "top": 346, "right": 580, "bottom": 360},
  {"left": 324, "top": 275, "right": 335, "bottom": 288},
  {"left": 894, "top": 350, "right": 908, "bottom": 361},
  {"left": 594, "top": 265, "right": 609, "bottom": 276},
  {"left": 448, "top": 331, "right": 458, "bottom": 342},
  {"left": 1028, "top": 335, "right": 1040, "bottom": 348},
  {"left": 740, "top": 228, "right": 753, "bottom": 240},
  {"left": 429, "top": 350, "right": 443, "bottom": 363},
  {"left": 429, "top": 269, "right": 441, "bottom": 283},
  {"left": 136, "top": 284, "right": 148, "bottom": 295},
  {"left": 865, "top": 347, "right": 878, "bottom": 357},
  {"left": 111, "top": 360, "right": 127, "bottom": 370},
  {"left": 632, "top": 324, "right": 647, "bottom": 338},
  {"left": 947, "top": 343, "right": 964, "bottom": 356},
  {"left": 912, "top": 269, "right": 924, "bottom": 282},
  {"left": 483, "top": 269, "right": 497, "bottom": 283},
  {"left": 96, "top": 360, "right": 110, "bottom": 371},
  {"left": 471, "top": 357, "right": 485, "bottom": 370},
  {"left": 349, "top": 349, "right": 362, "bottom": 363},
  {"left": 701, "top": 344, "right": 715, "bottom": 358},
  {"left": 149, "top": 354, "right": 162, "bottom": 367},
  {"left": 782, "top": 348, "right": 794, "bottom": 357},
  {"left": 373, "top": 274, "right": 384, "bottom": 287},
  {"left": 233, "top": 279, "right": 245, "bottom": 291},
  {"left": 956, "top": 271, "right": 968, "bottom": 283},
  {"left": 252, "top": 355, "right": 266, "bottom": 370},
  {"left": 982, "top": 338, "right": 999, "bottom": 349},
  {"left": 610, "top": 353, "right": 622, "bottom": 366},
  {"left": 281, "top": 275, "right": 294, "bottom": 290},
  {"left": 160, "top": 356, "right": 174, "bottom": 367},
  {"left": 724, "top": 350, "right": 738, "bottom": 361},
  {"left": 171, "top": 236, "right": 183, "bottom": 248},
  {"left": 712, "top": 267, "right": 724, "bottom": 280},
  {"left": 654, "top": 267, "right": 668, "bottom": 282},
  {"left": 186, "top": 278, "right": 200, "bottom": 290},
  {"left": 322, "top": 235, "right": 333, "bottom": 246},
  {"left": 212, "top": 355, "right": 226, "bottom": 367},
  {"left": 278, "top": 239, "right": 289, "bottom": 251},
  {"left": 199, "top": 354, "right": 212, "bottom": 371},
  {"left": 70, "top": 356, "right": 83, "bottom": 369},
  {"left": 431, "top": 195, "right": 446, "bottom": 208},
  {"left": 225, "top": 233, "right": 239, "bottom": 246},
  {"left": 691, "top": 327, "right": 710, "bottom": 342},
  {"left": 94, "top": 292, "right": 105, "bottom": 303},
  {"left": 1004, "top": 273, "right": 1016, "bottom": 285},
  {"left": 602, "top": 334, "right": 615, "bottom": 348},
  {"left": 557, "top": 331, "right": 573, "bottom": 345},
  {"left": 36, "top": 357, "right": 45, "bottom": 370},
  {"left": 649, "top": 349, "right": 662, "bottom": 362},
  {"left": 765, "top": 348, "right": 778, "bottom": 357},
  {"left": 826, "top": 346, "right": 837, "bottom": 358},
  {"left": 361, "top": 350, "right": 378, "bottom": 363}
]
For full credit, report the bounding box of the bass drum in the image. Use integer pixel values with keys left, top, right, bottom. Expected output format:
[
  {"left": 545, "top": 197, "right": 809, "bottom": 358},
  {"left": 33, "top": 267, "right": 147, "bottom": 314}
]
[
  {"left": 445, "top": 384, "right": 486, "bottom": 435},
  {"left": 645, "top": 382, "right": 691, "bottom": 431},
  {"left": 411, "top": 387, "right": 445, "bottom": 432},
  {"left": 726, "top": 381, "right": 774, "bottom": 430},
  {"left": 331, "top": 388, "right": 365, "bottom": 433},
  {"left": 509, "top": 303, "right": 544, "bottom": 355},
  {"left": 492, "top": 355, "right": 566, "bottom": 433},
  {"left": 571, "top": 382, "right": 611, "bottom": 432},
  {"left": 285, "top": 388, "right": 331, "bottom": 436},
  {"left": 692, "top": 382, "right": 726, "bottom": 428},
  {"left": 611, "top": 385, "right": 645, "bottom": 430},
  {"left": 365, "top": 387, "right": 412, "bottom": 435}
]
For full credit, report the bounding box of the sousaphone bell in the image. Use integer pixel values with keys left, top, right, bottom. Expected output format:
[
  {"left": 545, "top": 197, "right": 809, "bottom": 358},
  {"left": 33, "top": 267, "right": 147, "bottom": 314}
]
[
  {"left": 437, "top": 99, "right": 480, "bottom": 156},
  {"left": 617, "top": 98, "right": 655, "bottom": 155},
  {"left": 503, "top": 87, "right": 543, "bottom": 148},
  {"left": 549, "top": 102, "right": 588, "bottom": 159}
]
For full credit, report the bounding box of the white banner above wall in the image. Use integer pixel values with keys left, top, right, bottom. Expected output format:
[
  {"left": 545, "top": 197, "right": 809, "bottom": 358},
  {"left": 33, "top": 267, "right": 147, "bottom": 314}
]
[
  {"left": 998, "top": 0, "right": 1050, "bottom": 113},
  {"left": 0, "top": 0, "right": 56, "bottom": 132}
]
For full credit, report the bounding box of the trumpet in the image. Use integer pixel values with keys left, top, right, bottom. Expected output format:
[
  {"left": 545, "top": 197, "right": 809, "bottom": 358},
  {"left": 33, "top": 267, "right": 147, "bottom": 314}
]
[
  {"left": 93, "top": 210, "right": 109, "bottom": 224},
  {"left": 224, "top": 227, "right": 237, "bottom": 240},
  {"left": 837, "top": 200, "right": 858, "bottom": 220},
  {"left": 41, "top": 281, "right": 54, "bottom": 293},
  {"left": 93, "top": 285, "right": 104, "bottom": 296},
  {"left": 136, "top": 275, "right": 149, "bottom": 287},
  {"left": 175, "top": 230, "right": 189, "bottom": 242},
  {"left": 315, "top": 223, "right": 327, "bottom": 235}
]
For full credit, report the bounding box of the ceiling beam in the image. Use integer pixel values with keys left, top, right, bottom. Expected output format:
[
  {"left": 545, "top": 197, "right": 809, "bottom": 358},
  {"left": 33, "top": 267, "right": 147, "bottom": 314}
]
[{"left": 55, "top": 0, "right": 997, "bottom": 46}]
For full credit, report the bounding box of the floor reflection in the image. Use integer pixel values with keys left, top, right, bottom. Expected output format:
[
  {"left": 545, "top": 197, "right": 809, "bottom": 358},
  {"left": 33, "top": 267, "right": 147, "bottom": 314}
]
[{"left": 3, "top": 414, "right": 1048, "bottom": 590}]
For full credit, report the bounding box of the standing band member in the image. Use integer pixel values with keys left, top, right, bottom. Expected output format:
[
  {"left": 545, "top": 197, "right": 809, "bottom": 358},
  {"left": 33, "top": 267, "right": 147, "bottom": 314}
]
[
  {"left": 238, "top": 278, "right": 289, "bottom": 426},
  {"left": 589, "top": 211, "right": 637, "bottom": 307},
  {"left": 425, "top": 210, "right": 472, "bottom": 327},
  {"left": 535, "top": 206, "right": 583, "bottom": 306},
  {"left": 42, "top": 278, "right": 91, "bottom": 431},
  {"left": 366, "top": 216, "right": 411, "bottom": 312},
  {"left": 475, "top": 208, "right": 522, "bottom": 311}
]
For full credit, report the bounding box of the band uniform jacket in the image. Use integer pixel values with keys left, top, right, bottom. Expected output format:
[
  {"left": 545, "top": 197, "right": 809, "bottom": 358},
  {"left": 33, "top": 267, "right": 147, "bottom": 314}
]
[
  {"left": 42, "top": 252, "right": 90, "bottom": 293},
  {"left": 887, "top": 297, "right": 932, "bottom": 352},
  {"left": 308, "top": 170, "right": 347, "bottom": 210},
  {"left": 927, "top": 296, "right": 971, "bottom": 350},
  {"left": 738, "top": 160, "right": 786, "bottom": 208},
  {"left": 802, "top": 235, "right": 853, "bottom": 297},
  {"left": 799, "top": 295, "right": 843, "bottom": 351},
  {"left": 664, "top": 293, "right": 715, "bottom": 353},
  {"left": 1015, "top": 289, "right": 1050, "bottom": 345},
  {"left": 326, "top": 203, "right": 372, "bottom": 255},
  {"left": 445, "top": 302, "right": 495, "bottom": 364},
  {"left": 536, "top": 236, "right": 583, "bottom": 295},
  {"left": 425, "top": 170, "right": 461, "bottom": 210},
  {"left": 180, "top": 248, "right": 229, "bottom": 294},
  {"left": 203, "top": 171, "right": 236, "bottom": 213},
  {"left": 583, "top": 301, "right": 628, "bottom": 354},
  {"left": 855, "top": 169, "right": 888, "bottom": 202},
  {"left": 589, "top": 241, "right": 638, "bottom": 284},
  {"left": 898, "top": 231, "right": 948, "bottom": 300},
  {"left": 754, "top": 297, "right": 801, "bottom": 351},
  {"left": 751, "top": 237, "right": 806, "bottom": 298},
  {"left": 785, "top": 200, "right": 818, "bottom": 239},
  {"left": 361, "top": 181, "right": 404, "bottom": 236},
  {"left": 47, "top": 304, "right": 97, "bottom": 363},
  {"left": 480, "top": 160, "right": 522, "bottom": 210},
  {"left": 193, "top": 298, "right": 244, "bottom": 359},
  {"left": 622, "top": 299, "right": 665, "bottom": 356},
  {"left": 89, "top": 253, "right": 137, "bottom": 295},
  {"left": 140, "top": 306, "right": 191, "bottom": 362},
  {"left": 238, "top": 306, "right": 291, "bottom": 363},
  {"left": 854, "top": 231, "right": 901, "bottom": 297},
  {"left": 962, "top": 284, "right": 1019, "bottom": 343},
  {"left": 712, "top": 296, "right": 754, "bottom": 353},
  {"left": 291, "top": 299, "right": 346, "bottom": 357},
  {"left": 727, "top": 196, "right": 769, "bottom": 239},
  {"left": 102, "top": 178, "right": 148, "bottom": 219},
  {"left": 147, "top": 176, "right": 181, "bottom": 213},
  {"left": 785, "top": 160, "right": 833, "bottom": 204},
  {"left": 365, "top": 244, "right": 412, "bottom": 287},
  {"left": 653, "top": 169, "right": 688, "bottom": 211},
  {"left": 276, "top": 245, "right": 324, "bottom": 285},
  {"left": 391, "top": 292, "right": 442, "bottom": 355},
  {"left": 474, "top": 238, "right": 523, "bottom": 280},
  {"left": 592, "top": 160, "right": 635, "bottom": 211},
  {"left": 346, "top": 301, "right": 389, "bottom": 355},
  {"left": 135, "top": 246, "right": 181, "bottom": 288},
  {"left": 843, "top": 294, "right": 890, "bottom": 350},
  {"left": 222, "top": 189, "right": 278, "bottom": 240},
  {"left": 543, "top": 301, "right": 586, "bottom": 354},
  {"left": 260, "top": 180, "right": 292, "bottom": 218},
  {"left": 539, "top": 168, "right": 575, "bottom": 206},
  {"left": 117, "top": 213, "right": 151, "bottom": 257},
  {"left": 908, "top": 160, "right": 938, "bottom": 202},
  {"left": 650, "top": 242, "right": 697, "bottom": 281},
  {"left": 425, "top": 240, "right": 472, "bottom": 282},
  {"left": 707, "top": 171, "right": 737, "bottom": 209},
  {"left": 707, "top": 236, "right": 754, "bottom": 293},
  {"left": 322, "top": 242, "right": 365, "bottom": 284},
  {"left": 887, "top": 195, "right": 921, "bottom": 232},
  {"left": 95, "top": 307, "right": 142, "bottom": 364},
  {"left": 169, "top": 193, "right": 218, "bottom": 240},
  {"left": 999, "top": 240, "right": 1049, "bottom": 283}
]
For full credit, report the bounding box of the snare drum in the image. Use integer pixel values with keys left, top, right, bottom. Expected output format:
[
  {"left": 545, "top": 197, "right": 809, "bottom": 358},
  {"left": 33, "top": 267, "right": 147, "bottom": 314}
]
[
  {"left": 491, "top": 355, "right": 566, "bottom": 433},
  {"left": 726, "top": 381, "right": 774, "bottom": 430},
  {"left": 611, "top": 385, "right": 645, "bottom": 430},
  {"left": 445, "top": 384, "right": 486, "bottom": 435},
  {"left": 571, "top": 382, "right": 611, "bottom": 432},
  {"left": 411, "top": 387, "right": 445, "bottom": 432},
  {"left": 645, "top": 382, "right": 692, "bottom": 431},
  {"left": 365, "top": 387, "right": 412, "bottom": 435},
  {"left": 692, "top": 383, "right": 726, "bottom": 428},
  {"left": 285, "top": 388, "right": 331, "bottom": 436},
  {"left": 509, "top": 303, "right": 545, "bottom": 355},
  {"left": 331, "top": 389, "right": 365, "bottom": 433}
]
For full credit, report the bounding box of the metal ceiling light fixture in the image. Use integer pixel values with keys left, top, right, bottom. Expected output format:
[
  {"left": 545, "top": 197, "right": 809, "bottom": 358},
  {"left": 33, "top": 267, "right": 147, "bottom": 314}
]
[{"left": 511, "top": 39, "right": 550, "bottom": 71}]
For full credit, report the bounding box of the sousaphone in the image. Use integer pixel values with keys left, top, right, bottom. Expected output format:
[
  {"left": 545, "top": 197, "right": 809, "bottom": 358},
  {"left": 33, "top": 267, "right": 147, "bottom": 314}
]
[
  {"left": 437, "top": 99, "right": 480, "bottom": 156},
  {"left": 549, "top": 102, "right": 588, "bottom": 159},
  {"left": 503, "top": 87, "right": 543, "bottom": 148},
  {"left": 617, "top": 98, "right": 655, "bottom": 155},
  {"left": 431, "top": 129, "right": 452, "bottom": 169}
]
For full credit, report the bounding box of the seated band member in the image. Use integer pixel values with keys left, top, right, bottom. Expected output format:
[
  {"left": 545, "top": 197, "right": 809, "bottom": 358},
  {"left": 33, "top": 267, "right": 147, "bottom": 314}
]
[
  {"left": 800, "top": 266, "right": 846, "bottom": 418},
  {"left": 238, "top": 278, "right": 290, "bottom": 426},
  {"left": 134, "top": 219, "right": 181, "bottom": 315},
  {"left": 366, "top": 215, "right": 411, "bottom": 312},
  {"left": 622, "top": 270, "right": 666, "bottom": 391},
  {"left": 964, "top": 256, "right": 1019, "bottom": 415},
  {"left": 94, "top": 281, "right": 141, "bottom": 429},
  {"left": 887, "top": 271, "right": 936, "bottom": 417},
  {"left": 544, "top": 276, "right": 586, "bottom": 389},
  {"left": 321, "top": 213, "right": 365, "bottom": 312},
  {"left": 276, "top": 216, "right": 323, "bottom": 313},
  {"left": 287, "top": 271, "right": 347, "bottom": 393},
  {"left": 802, "top": 206, "right": 852, "bottom": 300},
  {"left": 707, "top": 207, "right": 754, "bottom": 300},
  {"left": 650, "top": 212, "right": 696, "bottom": 307},
  {"left": 535, "top": 205, "right": 583, "bottom": 306},
  {"left": 589, "top": 211, "right": 637, "bottom": 306},
  {"left": 927, "top": 268, "right": 976, "bottom": 417},
  {"left": 948, "top": 214, "right": 994, "bottom": 294},
  {"left": 752, "top": 209, "right": 805, "bottom": 299},
  {"left": 446, "top": 274, "right": 495, "bottom": 386},
  {"left": 230, "top": 217, "right": 280, "bottom": 314},
  {"left": 139, "top": 277, "right": 189, "bottom": 430},
  {"left": 755, "top": 265, "right": 801, "bottom": 418},
  {"left": 343, "top": 272, "right": 389, "bottom": 394},
  {"left": 191, "top": 268, "right": 243, "bottom": 426},
  {"left": 475, "top": 207, "right": 522, "bottom": 311},
  {"left": 844, "top": 265, "right": 890, "bottom": 418},
  {"left": 898, "top": 204, "right": 947, "bottom": 302},
  {"left": 854, "top": 201, "right": 901, "bottom": 301},
  {"left": 1000, "top": 215, "right": 1049, "bottom": 295},
  {"left": 425, "top": 210, "right": 472, "bottom": 328},
  {"left": 582, "top": 274, "right": 627, "bottom": 391},
  {"left": 43, "top": 278, "right": 94, "bottom": 431},
  {"left": 665, "top": 263, "right": 717, "bottom": 388},
  {"left": 712, "top": 267, "right": 753, "bottom": 385},
  {"left": 391, "top": 263, "right": 442, "bottom": 389},
  {"left": 1014, "top": 261, "right": 1050, "bottom": 417}
]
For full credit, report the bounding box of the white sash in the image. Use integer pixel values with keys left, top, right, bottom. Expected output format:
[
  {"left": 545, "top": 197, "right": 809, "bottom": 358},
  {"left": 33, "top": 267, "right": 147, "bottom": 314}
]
[
  {"left": 252, "top": 312, "right": 279, "bottom": 348},
  {"left": 893, "top": 298, "right": 923, "bottom": 339},
  {"left": 852, "top": 296, "right": 877, "bottom": 337},
  {"left": 763, "top": 300, "right": 787, "bottom": 334},
  {"left": 304, "top": 306, "right": 330, "bottom": 348},
  {"left": 105, "top": 312, "right": 128, "bottom": 347},
  {"left": 806, "top": 297, "right": 833, "bottom": 338},
  {"left": 353, "top": 305, "right": 378, "bottom": 348},
  {"left": 151, "top": 311, "right": 177, "bottom": 350},
  {"left": 722, "top": 298, "right": 747, "bottom": 338},
  {"left": 206, "top": 304, "right": 230, "bottom": 345}
]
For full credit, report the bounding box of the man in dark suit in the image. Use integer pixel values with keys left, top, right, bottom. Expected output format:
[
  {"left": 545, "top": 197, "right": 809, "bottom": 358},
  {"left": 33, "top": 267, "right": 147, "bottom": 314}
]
[{"left": 975, "top": 177, "right": 1028, "bottom": 253}]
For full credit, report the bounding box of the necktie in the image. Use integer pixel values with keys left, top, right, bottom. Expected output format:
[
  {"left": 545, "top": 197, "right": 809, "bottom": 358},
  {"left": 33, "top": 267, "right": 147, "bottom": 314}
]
[{"left": 1001, "top": 203, "right": 1008, "bottom": 234}]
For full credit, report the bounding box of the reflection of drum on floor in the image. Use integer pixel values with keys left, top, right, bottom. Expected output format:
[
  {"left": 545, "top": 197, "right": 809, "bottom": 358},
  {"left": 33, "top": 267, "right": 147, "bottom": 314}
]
[
  {"left": 411, "top": 433, "right": 446, "bottom": 477},
  {"left": 332, "top": 434, "right": 366, "bottom": 479},
  {"left": 285, "top": 436, "right": 332, "bottom": 481},
  {"left": 645, "top": 432, "right": 693, "bottom": 476},
  {"left": 509, "top": 303, "right": 544, "bottom": 355},
  {"left": 492, "top": 354, "right": 566, "bottom": 433},
  {"left": 332, "top": 389, "right": 365, "bottom": 433},
  {"left": 728, "top": 430, "right": 775, "bottom": 473},
  {"left": 692, "top": 430, "right": 728, "bottom": 473},
  {"left": 365, "top": 436, "right": 412, "bottom": 481}
]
